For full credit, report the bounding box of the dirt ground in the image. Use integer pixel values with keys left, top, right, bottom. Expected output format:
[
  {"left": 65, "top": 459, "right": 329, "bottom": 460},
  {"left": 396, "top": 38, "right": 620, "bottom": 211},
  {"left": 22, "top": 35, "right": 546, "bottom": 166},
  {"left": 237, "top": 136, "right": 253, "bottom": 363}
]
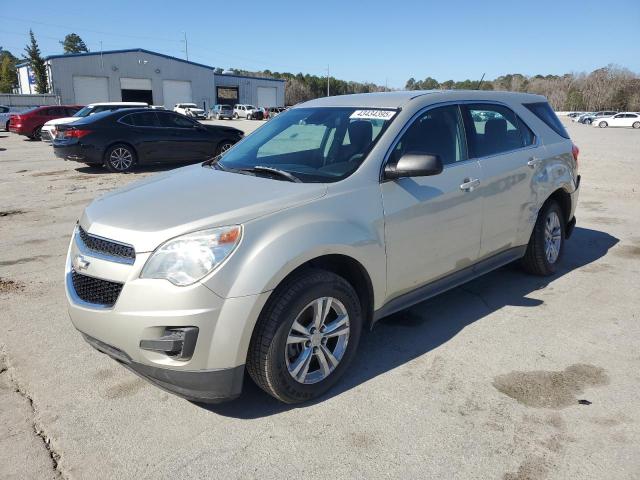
[{"left": 0, "top": 118, "right": 639, "bottom": 480}]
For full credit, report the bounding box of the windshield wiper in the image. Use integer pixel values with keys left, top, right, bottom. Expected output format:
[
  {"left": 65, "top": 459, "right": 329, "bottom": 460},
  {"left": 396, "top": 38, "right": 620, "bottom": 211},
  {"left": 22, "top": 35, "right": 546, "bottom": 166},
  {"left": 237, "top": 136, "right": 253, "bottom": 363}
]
[{"left": 238, "top": 166, "right": 302, "bottom": 183}]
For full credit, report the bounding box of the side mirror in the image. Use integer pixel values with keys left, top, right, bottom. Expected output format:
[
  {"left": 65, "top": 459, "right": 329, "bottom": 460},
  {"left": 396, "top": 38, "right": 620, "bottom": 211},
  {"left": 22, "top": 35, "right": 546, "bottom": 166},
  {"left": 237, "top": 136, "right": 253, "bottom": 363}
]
[{"left": 384, "top": 152, "right": 443, "bottom": 179}]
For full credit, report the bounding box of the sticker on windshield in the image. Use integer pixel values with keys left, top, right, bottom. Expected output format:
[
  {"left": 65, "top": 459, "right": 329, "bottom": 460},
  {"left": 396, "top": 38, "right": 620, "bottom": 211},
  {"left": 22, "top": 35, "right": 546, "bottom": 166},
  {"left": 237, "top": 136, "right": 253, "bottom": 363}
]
[{"left": 349, "top": 110, "right": 396, "bottom": 121}]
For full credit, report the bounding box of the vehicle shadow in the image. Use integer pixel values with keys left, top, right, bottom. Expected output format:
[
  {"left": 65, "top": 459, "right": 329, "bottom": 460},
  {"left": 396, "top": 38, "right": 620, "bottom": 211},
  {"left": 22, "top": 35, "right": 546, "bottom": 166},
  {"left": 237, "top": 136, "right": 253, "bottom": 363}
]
[
  {"left": 75, "top": 162, "right": 194, "bottom": 175},
  {"left": 199, "top": 227, "right": 618, "bottom": 418}
]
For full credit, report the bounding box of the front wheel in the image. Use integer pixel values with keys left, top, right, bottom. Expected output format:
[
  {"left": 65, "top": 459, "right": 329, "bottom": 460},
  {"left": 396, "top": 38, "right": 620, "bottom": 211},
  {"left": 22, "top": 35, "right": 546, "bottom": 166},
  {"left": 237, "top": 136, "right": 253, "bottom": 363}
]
[
  {"left": 247, "top": 269, "right": 362, "bottom": 404},
  {"left": 215, "top": 140, "right": 234, "bottom": 156},
  {"left": 585, "top": 119, "right": 592, "bottom": 125},
  {"left": 105, "top": 144, "right": 136, "bottom": 173},
  {"left": 632, "top": 121, "right": 640, "bottom": 129},
  {"left": 521, "top": 201, "right": 565, "bottom": 276},
  {"left": 32, "top": 126, "right": 42, "bottom": 140},
  {"left": 598, "top": 121, "right": 608, "bottom": 128},
  {"left": 246, "top": 113, "right": 252, "bottom": 120},
  {"left": 233, "top": 112, "right": 239, "bottom": 119}
]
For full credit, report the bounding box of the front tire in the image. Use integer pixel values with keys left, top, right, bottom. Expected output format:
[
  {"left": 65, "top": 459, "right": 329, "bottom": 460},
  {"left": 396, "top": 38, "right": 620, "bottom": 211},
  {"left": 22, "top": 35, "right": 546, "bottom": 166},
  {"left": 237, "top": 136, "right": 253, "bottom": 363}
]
[
  {"left": 247, "top": 113, "right": 252, "bottom": 120},
  {"left": 632, "top": 121, "right": 640, "bottom": 129},
  {"left": 32, "top": 126, "right": 42, "bottom": 140},
  {"left": 105, "top": 144, "right": 136, "bottom": 173},
  {"left": 215, "top": 140, "right": 234, "bottom": 156},
  {"left": 598, "top": 121, "right": 608, "bottom": 128},
  {"left": 521, "top": 201, "right": 565, "bottom": 276},
  {"left": 247, "top": 269, "right": 362, "bottom": 404}
]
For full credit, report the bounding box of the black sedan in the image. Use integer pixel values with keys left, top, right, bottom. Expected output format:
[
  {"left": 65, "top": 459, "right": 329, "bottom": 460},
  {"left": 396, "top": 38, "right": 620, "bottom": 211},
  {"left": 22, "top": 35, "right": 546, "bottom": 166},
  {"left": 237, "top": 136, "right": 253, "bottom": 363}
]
[{"left": 52, "top": 108, "right": 244, "bottom": 172}]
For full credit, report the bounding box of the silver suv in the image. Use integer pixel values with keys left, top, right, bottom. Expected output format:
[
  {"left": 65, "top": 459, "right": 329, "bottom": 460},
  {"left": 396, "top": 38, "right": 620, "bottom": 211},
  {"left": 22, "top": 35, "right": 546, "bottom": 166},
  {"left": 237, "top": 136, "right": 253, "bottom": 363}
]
[{"left": 65, "top": 91, "right": 580, "bottom": 404}]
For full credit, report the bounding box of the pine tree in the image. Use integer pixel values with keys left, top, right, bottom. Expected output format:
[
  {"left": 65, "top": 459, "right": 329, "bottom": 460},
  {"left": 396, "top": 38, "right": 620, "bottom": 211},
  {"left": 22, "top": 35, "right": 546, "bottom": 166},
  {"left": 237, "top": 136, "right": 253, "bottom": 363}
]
[
  {"left": 0, "top": 49, "right": 19, "bottom": 93},
  {"left": 60, "top": 33, "right": 89, "bottom": 54},
  {"left": 23, "top": 30, "right": 48, "bottom": 94}
]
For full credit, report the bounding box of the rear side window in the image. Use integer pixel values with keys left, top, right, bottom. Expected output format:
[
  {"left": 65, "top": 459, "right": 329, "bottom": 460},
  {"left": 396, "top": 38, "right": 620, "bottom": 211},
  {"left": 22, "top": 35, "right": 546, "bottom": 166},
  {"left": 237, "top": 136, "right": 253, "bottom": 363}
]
[
  {"left": 462, "top": 104, "right": 529, "bottom": 157},
  {"left": 126, "top": 112, "right": 160, "bottom": 127},
  {"left": 524, "top": 102, "right": 569, "bottom": 139},
  {"left": 158, "top": 112, "right": 196, "bottom": 128}
]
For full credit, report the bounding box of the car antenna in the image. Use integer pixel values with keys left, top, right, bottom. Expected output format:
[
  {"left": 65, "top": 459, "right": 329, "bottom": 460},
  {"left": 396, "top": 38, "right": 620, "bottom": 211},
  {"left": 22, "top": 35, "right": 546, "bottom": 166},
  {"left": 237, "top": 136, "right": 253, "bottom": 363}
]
[{"left": 475, "top": 73, "right": 486, "bottom": 90}]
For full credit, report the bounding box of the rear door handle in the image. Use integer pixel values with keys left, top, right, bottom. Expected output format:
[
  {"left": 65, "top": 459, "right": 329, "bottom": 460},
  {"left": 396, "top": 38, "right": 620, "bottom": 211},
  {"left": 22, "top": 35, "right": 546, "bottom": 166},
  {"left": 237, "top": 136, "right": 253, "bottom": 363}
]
[
  {"left": 527, "top": 157, "right": 542, "bottom": 168},
  {"left": 460, "top": 178, "right": 480, "bottom": 192}
]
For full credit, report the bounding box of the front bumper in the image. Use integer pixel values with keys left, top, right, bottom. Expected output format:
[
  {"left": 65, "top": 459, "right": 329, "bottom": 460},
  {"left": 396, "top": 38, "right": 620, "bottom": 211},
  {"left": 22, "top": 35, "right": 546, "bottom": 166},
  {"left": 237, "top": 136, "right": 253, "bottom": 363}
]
[{"left": 65, "top": 226, "right": 270, "bottom": 402}]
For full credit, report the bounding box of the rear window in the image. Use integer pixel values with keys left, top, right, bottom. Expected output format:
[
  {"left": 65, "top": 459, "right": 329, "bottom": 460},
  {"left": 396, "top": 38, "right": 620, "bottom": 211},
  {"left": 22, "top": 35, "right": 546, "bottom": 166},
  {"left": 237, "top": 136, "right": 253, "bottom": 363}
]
[{"left": 524, "top": 102, "right": 569, "bottom": 139}]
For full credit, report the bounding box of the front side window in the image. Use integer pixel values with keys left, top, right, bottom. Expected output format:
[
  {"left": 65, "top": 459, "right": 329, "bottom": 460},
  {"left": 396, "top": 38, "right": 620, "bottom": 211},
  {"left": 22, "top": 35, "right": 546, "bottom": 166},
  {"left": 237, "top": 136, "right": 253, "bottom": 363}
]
[
  {"left": 463, "top": 104, "right": 530, "bottom": 157},
  {"left": 389, "top": 105, "right": 467, "bottom": 166},
  {"left": 217, "top": 107, "right": 395, "bottom": 182}
]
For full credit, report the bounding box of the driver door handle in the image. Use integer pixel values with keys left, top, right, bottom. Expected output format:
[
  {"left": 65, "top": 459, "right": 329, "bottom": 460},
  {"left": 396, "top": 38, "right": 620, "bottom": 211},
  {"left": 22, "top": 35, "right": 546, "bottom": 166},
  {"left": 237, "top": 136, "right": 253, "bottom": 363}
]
[{"left": 460, "top": 178, "right": 480, "bottom": 192}]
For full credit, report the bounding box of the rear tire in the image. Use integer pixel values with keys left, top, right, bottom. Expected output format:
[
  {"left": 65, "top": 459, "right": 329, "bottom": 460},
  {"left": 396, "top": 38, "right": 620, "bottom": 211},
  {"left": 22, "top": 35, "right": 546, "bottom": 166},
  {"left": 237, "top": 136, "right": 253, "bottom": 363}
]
[
  {"left": 5, "top": 121, "right": 8, "bottom": 131},
  {"left": 233, "top": 113, "right": 239, "bottom": 119},
  {"left": 247, "top": 269, "right": 362, "bottom": 404},
  {"left": 521, "top": 201, "right": 565, "bottom": 276},
  {"left": 247, "top": 113, "right": 252, "bottom": 120},
  {"left": 598, "top": 121, "right": 608, "bottom": 128},
  {"left": 104, "top": 144, "right": 136, "bottom": 173}
]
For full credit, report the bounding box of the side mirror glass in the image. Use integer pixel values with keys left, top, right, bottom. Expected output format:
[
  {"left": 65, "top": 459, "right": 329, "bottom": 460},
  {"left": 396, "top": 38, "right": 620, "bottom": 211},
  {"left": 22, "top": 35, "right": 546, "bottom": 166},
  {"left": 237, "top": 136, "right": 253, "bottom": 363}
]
[{"left": 385, "top": 152, "right": 443, "bottom": 179}]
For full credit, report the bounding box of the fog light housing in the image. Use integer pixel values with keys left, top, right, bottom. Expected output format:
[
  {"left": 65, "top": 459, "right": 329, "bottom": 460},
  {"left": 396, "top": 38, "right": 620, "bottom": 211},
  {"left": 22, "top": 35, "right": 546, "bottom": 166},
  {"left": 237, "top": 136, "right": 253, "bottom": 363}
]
[{"left": 139, "top": 327, "right": 199, "bottom": 360}]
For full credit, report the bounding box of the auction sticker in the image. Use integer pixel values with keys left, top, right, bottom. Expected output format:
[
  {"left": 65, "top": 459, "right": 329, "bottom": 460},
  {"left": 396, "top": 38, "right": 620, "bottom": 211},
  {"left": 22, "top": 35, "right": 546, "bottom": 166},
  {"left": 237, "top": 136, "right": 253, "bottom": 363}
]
[{"left": 349, "top": 110, "right": 397, "bottom": 121}]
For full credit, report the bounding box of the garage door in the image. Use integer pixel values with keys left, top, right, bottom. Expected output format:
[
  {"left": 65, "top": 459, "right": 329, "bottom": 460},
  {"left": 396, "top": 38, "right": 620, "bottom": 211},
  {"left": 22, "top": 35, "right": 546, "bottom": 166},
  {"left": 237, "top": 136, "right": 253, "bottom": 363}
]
[
  {"left": 73, "top": 76, "right": 109, "bottom": 104},
  {"left": 257, "top": 86, "right": 277, "bottom": 108},
  {"left": 162, "top": 80, "right": 192, "bottom": 109}
]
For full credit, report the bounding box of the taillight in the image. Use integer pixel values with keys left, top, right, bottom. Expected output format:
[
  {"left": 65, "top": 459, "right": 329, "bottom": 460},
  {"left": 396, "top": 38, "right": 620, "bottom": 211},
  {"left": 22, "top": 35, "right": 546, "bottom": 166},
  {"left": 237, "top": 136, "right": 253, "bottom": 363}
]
[
  {"left": 572, "top": 144, "right": 579, "bottom": 166},
  {"left": 63, "top": 129, "right": 92, "bottom": 139}
]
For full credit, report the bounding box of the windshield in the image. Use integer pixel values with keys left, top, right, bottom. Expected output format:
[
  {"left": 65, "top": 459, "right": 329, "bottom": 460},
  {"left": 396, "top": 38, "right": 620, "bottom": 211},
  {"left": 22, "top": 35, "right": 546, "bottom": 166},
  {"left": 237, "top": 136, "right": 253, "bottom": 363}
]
[
  {"left": 217, "top": 107, "right": 396, "bottom": 182},
  {"left": 74, "top": 106, "right": 94, "bottom": 117}
]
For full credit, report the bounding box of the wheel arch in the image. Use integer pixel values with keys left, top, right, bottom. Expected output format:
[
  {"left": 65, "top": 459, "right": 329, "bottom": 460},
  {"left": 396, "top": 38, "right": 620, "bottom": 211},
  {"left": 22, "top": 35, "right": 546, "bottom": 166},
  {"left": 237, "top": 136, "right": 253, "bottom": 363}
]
[
  {"left": 103, "top": 141, "right": 139, "bottom": 164},
  {"left": 544, "top": 187, "right": 572, "bottom": 225}
]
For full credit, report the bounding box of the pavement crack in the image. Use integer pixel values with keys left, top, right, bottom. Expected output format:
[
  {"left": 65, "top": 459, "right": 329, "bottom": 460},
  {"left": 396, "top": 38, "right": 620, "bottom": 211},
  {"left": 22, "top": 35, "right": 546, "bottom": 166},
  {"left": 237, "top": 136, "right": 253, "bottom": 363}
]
[{"left": 0, "top": 354, "right": 64, "bottom": 479}]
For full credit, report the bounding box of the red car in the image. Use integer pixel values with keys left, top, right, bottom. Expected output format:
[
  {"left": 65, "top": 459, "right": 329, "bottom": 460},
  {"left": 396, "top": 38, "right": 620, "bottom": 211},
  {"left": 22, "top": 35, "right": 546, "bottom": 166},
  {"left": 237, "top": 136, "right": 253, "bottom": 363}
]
[{"left": 9, "top": 105, "right": 83, "bottom": 140}]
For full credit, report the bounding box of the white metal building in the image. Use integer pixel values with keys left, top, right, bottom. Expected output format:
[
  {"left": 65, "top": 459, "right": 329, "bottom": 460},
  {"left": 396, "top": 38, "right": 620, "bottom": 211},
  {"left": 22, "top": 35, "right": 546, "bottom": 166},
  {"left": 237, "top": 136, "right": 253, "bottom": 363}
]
[{"left": 16, "top": 49, "right": 285, "bottom": 109}]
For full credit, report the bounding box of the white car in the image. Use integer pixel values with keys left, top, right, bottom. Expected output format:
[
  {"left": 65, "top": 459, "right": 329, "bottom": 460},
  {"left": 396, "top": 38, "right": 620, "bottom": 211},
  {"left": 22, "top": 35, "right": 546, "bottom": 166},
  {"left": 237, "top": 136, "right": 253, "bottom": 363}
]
[
  {"left": 41, "top": 102, "right": 148, "bottom": 141},
  {"left": 593, "top": 112, "right": 640, "bottom": 128},
  {"left": 233, "top": 104, "right": 262, "bottom": 120},
  {"left": 173, "top": 103, "right": 206, "bottom": 119}
]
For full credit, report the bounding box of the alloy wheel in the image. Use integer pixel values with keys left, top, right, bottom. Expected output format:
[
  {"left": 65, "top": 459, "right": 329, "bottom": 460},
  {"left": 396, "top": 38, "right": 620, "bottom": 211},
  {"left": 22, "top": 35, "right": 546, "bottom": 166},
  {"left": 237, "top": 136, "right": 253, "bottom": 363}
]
[
  {"left": 109, "top": 147, "right": 133, "bottom": 171},
  {"left": 285, "top": 297, "right": 350, "bottom": 384},
  {"left": 544, "top": 211, "right": 562, "bottom": 264}
]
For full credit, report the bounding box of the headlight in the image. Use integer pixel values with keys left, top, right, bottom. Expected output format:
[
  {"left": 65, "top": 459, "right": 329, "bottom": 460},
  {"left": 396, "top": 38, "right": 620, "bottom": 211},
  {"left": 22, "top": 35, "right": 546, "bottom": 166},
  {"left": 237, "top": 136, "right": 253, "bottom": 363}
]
[{"left": 140, "top": 225, "right": 242, "bottom": 286}]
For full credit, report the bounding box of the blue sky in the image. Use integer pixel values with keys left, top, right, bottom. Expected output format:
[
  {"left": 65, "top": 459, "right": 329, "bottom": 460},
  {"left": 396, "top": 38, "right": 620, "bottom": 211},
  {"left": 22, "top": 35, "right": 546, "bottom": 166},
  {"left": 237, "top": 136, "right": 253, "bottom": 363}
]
[{"left": 1, "top": 0, "right": 638, "bottom": 88}]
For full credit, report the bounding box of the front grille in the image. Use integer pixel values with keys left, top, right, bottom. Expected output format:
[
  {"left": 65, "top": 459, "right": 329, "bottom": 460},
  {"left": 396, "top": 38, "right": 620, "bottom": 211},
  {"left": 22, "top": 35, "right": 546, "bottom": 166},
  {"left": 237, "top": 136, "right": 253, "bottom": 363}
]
[
  {"left": 71, "top": 270, "right": 123, "bottom": 307},
  {"left": 78, "top": 226, "right": 135, "bottom": 262}
]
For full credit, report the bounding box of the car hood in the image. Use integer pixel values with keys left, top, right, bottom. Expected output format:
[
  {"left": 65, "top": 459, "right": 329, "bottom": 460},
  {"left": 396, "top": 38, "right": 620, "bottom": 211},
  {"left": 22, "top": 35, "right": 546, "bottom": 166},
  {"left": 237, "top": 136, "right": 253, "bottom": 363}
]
[
  {"left": 80, "top": 164, "right": 327, "bottom": 252},
  {"left": 44, "top": 116, "right": 80, "bottom": 126}
]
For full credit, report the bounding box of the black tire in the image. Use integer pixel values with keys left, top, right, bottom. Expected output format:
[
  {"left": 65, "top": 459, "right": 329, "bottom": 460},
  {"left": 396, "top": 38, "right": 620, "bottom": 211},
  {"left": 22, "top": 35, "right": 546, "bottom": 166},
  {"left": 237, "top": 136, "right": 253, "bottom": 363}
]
[
  {"left": 104, "top": 144, "right": 136, "bottom": 173},
  {"left": 521, "top": 200, "right": 565, "bottom": 276},
  {"left": 233, "top": 112, "right": 239, "bottom": 119},
  {"left": 32, "top": 126, "right": 42, "bottom": 140},
  {"left": 585, "top": 119, "right": 592, "bottom": 125},
  {"left": 215, "top": 140, "right": 235, "bottom": 156},
  {"left": 5, "top": 121, "right": 9, "bottom": 131},
  {"left": 247, "top": 269, "right": 363, "bottom": 404},
  {"left": 632, "top": 121, "right": 640, "bottom": 129},
  {"left": 247, "top": 113, "right": 252, "bottom": 120}
]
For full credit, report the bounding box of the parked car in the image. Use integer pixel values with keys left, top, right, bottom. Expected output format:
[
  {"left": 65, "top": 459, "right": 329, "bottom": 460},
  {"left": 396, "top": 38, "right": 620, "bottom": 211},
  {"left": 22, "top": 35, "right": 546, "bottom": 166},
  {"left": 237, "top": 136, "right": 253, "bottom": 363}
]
[
  {"left": 567, "top": 112, "right": 584, "bottom": 119},
  {"left": 41, "top": 102, "right": 148, "bottom": 142},
  {"left": 52, "top": 108, "right": 243, "bottom": 172},
  {"left": 149, "top": 105, "right": 166, "bottom": 110},
  {"left": 9, "top": 105, "right": 83, "bottom": 140},
  {"left": 580, "top": 111, "right": 617, "bottom": 125},
  {"left": 208, "top": 104, "right": 234, "bottom": 120},
  {"left": 265, "top": 106, "right": 286, "bottom": 119},
  {"left": 592, "top": 112, "right": 640, "bottom": 128},
  {"left": 233, "top": 104, "right": 263, "bottom": 120},
  {"left": 573, "top": 112, "right": 592, "bottom": 122},
  {"left": 173, "top": 103, "right": 206, "bottom": 119},
  {"left": 64, "top": 91, "right": 580, "bottom": 404},
  {"left": 1, "top": 105, "right": 13, "bottom": 131}
]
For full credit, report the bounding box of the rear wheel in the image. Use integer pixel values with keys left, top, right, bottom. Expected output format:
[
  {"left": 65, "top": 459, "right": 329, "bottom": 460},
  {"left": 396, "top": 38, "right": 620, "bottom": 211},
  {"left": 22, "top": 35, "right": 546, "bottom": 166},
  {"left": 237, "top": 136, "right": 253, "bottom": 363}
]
[
  {"left": 598, "top": 121, "right": 608, "bottom": 128},
  {"left": 247, "top": 269, "right": 362, "bottom": 404},
  {"left": 633, "top": 121, "right": 640, "bottom": 129},
  {"left": 105, "top": 144, "right": 136, "bottom": 173},
  {"left": 521, "top": 201, "right": 565, "bottom": 276},
  {"left": 247, "top": 113, "right": 252, "bottom": 120},
  {"left": 233, "top": 112, "right": 239, "bottom": 119},
  {"left": 5, "top": 121, "right": 8, "bottom": 131}
]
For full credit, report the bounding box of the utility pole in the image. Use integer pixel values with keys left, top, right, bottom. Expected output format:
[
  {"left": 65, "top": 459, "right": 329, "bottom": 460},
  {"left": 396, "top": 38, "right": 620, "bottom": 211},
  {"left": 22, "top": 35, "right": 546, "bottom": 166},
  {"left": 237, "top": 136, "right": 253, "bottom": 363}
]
[
  {"left": 182, "top": 32, "right": 189, "bottom": 61},
  {"left": 326, "top": 64, "right": 330, "bottom": 97}
]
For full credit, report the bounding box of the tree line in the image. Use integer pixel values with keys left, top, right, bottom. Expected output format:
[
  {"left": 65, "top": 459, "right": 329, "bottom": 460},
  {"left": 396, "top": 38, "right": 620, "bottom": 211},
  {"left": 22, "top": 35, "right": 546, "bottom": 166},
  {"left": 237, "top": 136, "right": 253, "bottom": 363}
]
[{"left": 0, "top": 31, "right": 89, "bottom": 93}]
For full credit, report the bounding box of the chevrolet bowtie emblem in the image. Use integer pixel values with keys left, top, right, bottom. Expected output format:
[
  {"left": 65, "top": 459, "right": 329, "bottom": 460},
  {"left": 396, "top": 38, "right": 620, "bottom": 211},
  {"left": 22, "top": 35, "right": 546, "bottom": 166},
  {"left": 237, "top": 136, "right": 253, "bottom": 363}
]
[{"left": 73, "top": 254, "right": 90, "bottom": 271}]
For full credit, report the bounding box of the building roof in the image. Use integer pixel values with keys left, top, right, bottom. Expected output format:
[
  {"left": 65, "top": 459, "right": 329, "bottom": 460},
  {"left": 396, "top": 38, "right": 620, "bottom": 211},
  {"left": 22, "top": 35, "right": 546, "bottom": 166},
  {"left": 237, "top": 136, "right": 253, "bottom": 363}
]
[
  {"left": 214, "top": 72, "right": 285, "bottom": 83},
  {"left": 44, "top": 48, "right": 214, "bottom": 70}
]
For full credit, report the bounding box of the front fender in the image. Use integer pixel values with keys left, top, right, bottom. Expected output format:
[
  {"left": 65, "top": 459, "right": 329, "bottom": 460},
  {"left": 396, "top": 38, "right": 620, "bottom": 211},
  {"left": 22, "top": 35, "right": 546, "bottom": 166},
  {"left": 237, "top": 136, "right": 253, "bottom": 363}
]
[{"left": 200, "top": 184, "right": 387, "bottom": 309}]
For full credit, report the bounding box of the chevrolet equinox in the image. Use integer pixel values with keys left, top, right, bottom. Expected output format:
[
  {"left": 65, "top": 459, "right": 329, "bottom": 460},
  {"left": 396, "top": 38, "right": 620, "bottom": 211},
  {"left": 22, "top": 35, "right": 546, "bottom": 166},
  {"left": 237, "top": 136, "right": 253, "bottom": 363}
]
[{"left": 65, "top": 91, "right": 580, "bottom": 403}]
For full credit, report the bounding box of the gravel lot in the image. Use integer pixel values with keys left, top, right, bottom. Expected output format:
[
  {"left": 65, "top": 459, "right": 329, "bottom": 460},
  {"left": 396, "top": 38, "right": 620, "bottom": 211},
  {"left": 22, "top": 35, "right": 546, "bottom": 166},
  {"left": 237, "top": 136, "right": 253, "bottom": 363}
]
[{"left": 1, "top": 118, "right": 639, "bottom": 480}]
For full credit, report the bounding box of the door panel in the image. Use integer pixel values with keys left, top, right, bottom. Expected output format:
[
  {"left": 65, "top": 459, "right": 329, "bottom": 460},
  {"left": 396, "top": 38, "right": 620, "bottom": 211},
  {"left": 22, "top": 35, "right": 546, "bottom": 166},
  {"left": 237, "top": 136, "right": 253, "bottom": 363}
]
[
  {"left": 461, "top": 103, "right": 542, "bottom": 257},
  {"left": 381, "top": 104, "right": 483, "bottom": 299}
]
